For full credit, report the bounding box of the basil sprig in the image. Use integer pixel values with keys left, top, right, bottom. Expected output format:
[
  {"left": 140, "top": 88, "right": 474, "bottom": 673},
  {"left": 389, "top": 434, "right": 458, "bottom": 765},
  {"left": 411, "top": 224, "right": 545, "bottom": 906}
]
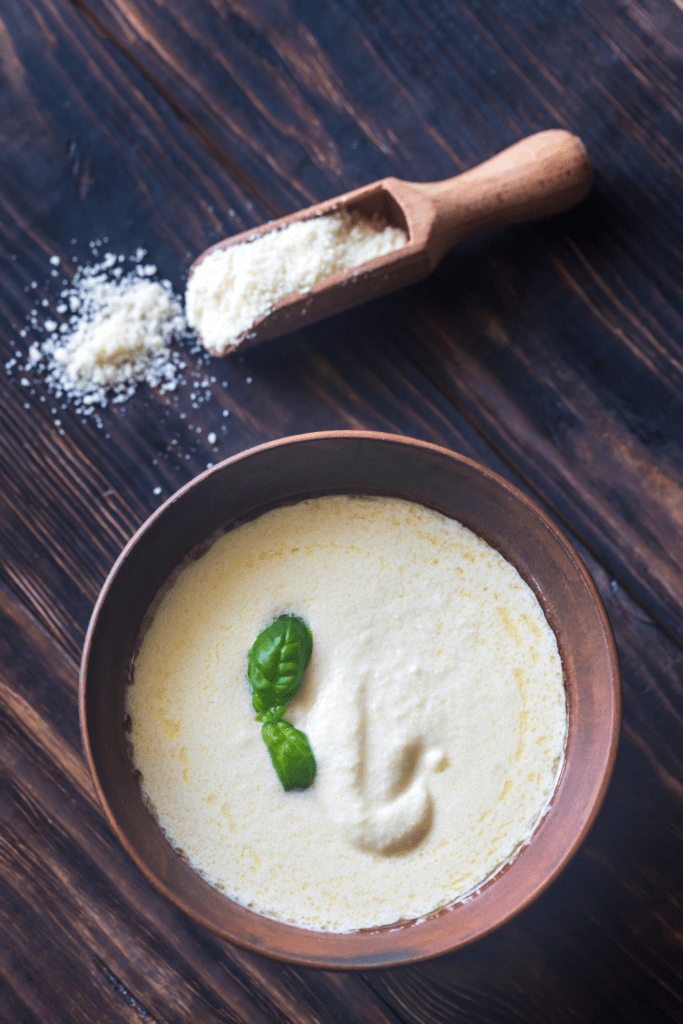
[{"left": 247, "top": 615, "right": 316, "bottom": 791}]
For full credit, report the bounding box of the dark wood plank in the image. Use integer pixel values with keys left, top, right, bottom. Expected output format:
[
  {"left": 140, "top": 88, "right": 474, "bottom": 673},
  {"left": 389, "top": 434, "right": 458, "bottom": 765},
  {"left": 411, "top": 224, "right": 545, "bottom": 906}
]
[
  {"left": 384, "top": 199, "right": 683, "bottom": 648},
  {"left": 0, "top": 0, "right": 514, "bottom": 661}
]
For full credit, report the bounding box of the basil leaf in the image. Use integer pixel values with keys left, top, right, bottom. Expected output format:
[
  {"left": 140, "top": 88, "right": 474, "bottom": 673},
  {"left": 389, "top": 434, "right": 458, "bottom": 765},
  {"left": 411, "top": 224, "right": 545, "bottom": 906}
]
[
  {"left": 247, "top": 615, "right": 316, "bottom": 790},
  {"left": 261, "top": 719, "right": 317, "bottom": 791},
  {"left": 247, "top": 615, "right": 313, "bottom": 717}
]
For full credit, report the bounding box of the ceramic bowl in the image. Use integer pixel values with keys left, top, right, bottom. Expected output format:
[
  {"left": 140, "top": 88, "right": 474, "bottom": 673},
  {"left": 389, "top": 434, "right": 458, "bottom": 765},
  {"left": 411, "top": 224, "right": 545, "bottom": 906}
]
[{"left": 80, "top": 431, "right": 620, "bottom": 969}]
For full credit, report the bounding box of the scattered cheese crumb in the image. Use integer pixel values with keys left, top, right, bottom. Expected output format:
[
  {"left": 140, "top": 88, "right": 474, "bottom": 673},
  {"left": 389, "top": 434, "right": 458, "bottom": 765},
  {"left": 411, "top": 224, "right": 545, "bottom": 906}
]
[
  {"left": 186, "top": 210, "right": 406, "bottom": 354},
  {"left": 18, "top": 254, "right": 189, "bottom": 411},
  {"left": 53, "top": 275, "right": 183, "bottom": 388}
]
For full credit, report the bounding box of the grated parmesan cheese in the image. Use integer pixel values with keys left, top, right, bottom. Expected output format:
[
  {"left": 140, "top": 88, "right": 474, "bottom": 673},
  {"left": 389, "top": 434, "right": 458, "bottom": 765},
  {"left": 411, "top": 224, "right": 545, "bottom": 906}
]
[
  {"left": 186, "top": 210, "right": 407, "bottom": 354},
  {"left": 19, "top": 252, "right": 189, "bottom": 413},
  {"left": 52, "top": 275, "right": 184, "bottom": 388}
]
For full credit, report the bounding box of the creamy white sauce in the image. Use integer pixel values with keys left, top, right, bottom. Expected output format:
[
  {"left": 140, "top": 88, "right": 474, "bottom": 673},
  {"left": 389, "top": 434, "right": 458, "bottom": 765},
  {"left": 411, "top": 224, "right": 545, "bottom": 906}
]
[{"left": 128, "top": 496, "right": 566, "bottom": 933}]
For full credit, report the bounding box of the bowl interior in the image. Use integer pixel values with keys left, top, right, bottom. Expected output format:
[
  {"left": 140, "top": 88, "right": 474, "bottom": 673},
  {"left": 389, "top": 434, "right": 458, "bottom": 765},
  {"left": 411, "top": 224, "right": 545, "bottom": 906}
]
[{"left": 80, "top": 432, "right": 620, "bottom": 969}]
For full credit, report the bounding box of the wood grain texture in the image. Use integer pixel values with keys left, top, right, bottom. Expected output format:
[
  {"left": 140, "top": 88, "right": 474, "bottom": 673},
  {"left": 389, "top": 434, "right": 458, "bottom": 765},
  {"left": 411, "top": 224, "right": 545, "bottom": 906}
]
[
  {"left": 1, "top": 0, "right": 683, "bottom": 1019},
  {"left": 386, "top": 210, "right": 683, "bottom": 648}
]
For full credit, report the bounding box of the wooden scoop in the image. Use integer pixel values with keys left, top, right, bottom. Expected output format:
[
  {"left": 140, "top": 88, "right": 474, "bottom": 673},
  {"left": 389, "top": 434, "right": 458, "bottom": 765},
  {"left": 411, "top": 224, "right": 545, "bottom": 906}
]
[{"left": 190, "top": 129, "right": 591, "bottom": 353}]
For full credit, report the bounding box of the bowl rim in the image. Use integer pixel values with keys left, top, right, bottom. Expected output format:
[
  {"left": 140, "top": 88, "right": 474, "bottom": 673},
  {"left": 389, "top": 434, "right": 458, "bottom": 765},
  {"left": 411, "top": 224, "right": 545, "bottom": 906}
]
[{"left": 80, "top": 430, "right": 621, "bottom": 969}]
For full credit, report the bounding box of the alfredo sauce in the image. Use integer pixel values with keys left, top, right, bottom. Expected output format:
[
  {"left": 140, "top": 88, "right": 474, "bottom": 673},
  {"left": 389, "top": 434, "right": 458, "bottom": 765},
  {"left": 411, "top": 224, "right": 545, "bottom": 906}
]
[{"left": 128, "top": 496, "right": 567, "bottom": 932}]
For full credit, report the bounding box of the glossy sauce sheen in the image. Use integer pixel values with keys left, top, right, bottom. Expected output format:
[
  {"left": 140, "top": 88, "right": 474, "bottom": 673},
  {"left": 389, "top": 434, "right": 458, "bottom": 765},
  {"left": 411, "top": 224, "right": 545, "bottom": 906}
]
[{"left": 128, "top": 496, "right": 567, "bottom": 932}]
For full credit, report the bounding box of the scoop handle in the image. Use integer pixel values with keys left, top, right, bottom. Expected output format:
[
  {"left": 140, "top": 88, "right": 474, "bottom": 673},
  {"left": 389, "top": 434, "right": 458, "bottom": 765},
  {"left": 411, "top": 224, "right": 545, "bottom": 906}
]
[{"left": 418, "top": 130, "right": 592, "bottom": 262}]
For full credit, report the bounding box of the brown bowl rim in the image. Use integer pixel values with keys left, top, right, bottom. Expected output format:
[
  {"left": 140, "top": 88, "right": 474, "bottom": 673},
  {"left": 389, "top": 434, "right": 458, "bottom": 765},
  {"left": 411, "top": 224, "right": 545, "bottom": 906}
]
[{"left": 80, "top": 430, "right": 621, "bottom": 969}]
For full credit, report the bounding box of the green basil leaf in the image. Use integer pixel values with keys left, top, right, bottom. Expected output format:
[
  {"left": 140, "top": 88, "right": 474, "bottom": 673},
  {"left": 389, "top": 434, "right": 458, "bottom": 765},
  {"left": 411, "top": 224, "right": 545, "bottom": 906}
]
[
  {"left": 261, "top": 719, "right": 317, "bottom": 791},
  {"left": 247, "top": 615, "right": 313, "bottom": 717},
  {"left": 247, "top": 615, "right": 316, "bottom": 790}
]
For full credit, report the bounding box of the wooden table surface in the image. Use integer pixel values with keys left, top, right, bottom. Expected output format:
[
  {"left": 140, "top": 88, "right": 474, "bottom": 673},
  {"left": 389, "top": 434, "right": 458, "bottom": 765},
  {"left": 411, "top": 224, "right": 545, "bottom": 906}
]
[{"left": 2, "top": 1, "right": 683, "bottom": 1020}]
